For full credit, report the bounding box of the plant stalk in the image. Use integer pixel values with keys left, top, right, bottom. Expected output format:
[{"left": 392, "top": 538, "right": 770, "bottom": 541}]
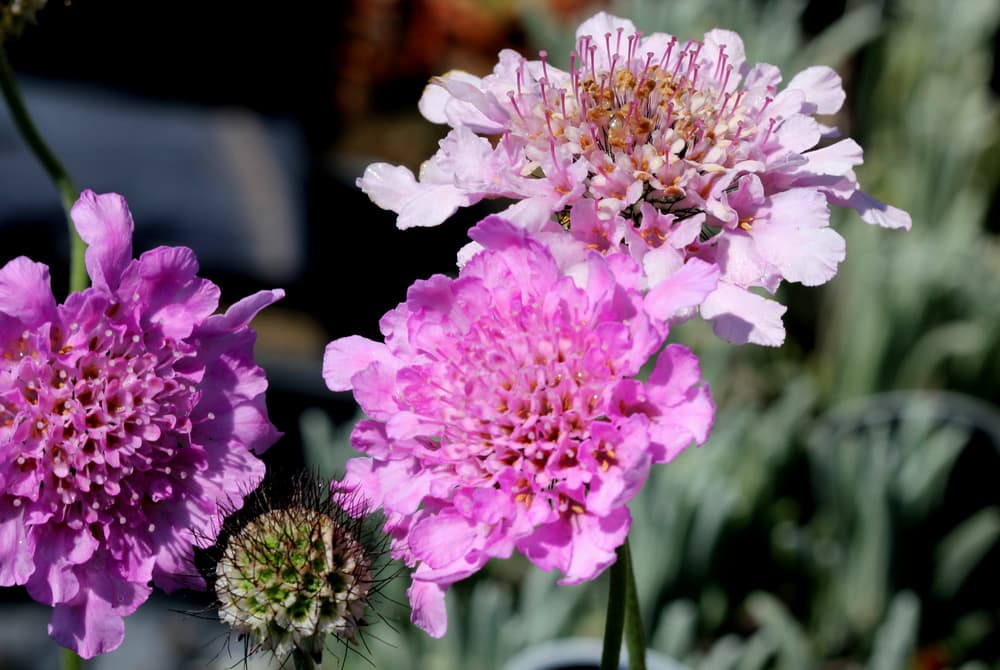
[
  {"left": 0, "top": 45, "right": 86, "bottom": 294},
  {"left": 622, "top": 539, "right": 647, "bottom": 670},
  {"left": 600, "top": 542, "right": 628, "bottom": 670},
  {"left": 601, "top": 539, "right": 648, "bottom": 670},
  {"left": 291, "top": 649, "right": 318, "bottom": 670},
  {"left": 61, "top": 648, "right": 84, "bottom": 670}
]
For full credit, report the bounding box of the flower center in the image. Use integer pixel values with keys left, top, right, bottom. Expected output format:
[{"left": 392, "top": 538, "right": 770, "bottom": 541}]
[
  {"left": 0, "top": 297, "right": 200, "bottom": 537},
  {"left": 506, "top": 30, "right": 776, "bottom": 221},
  {"left": 422, "top": 295, "right": 617, "bottom": 500}
]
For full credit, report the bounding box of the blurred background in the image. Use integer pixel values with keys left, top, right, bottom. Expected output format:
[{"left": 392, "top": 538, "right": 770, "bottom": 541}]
[{"left": 1, "top": 0, "right": 998, "bottom": 668}]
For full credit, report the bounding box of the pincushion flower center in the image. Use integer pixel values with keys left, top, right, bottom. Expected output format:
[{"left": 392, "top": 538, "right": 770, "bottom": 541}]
[
  {"left": 436, "top": 303, "right": 611, "bottom": 491},
  {"left": 511, "top": 31, "right": 773, "bottom": 217},
  {"left": 0, "top": 299, "right": 198, "bottom": 532}
]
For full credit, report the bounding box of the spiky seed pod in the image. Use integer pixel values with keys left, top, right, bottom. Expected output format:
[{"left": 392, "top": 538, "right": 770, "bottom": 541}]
[{"left": 209, "top": 471, "right": 392, "bottom": 669}]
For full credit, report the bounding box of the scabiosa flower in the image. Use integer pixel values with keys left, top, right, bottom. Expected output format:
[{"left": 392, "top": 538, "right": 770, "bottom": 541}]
[
  {"left": 0, "top": 190, "right": 283, "bottom": 658},
  {"left": 324, "top": 216, "right": 715, "bottom": 637},
  {"left": 209, "top": 471, "right": 392, "bottom": 669},
  {"left": 358, "top": 12, "right": 910, "bottom": 346}
]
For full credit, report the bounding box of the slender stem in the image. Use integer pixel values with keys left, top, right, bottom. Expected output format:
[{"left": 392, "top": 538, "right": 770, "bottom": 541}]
[
  {"left": 600, "top": 544, "right": 628, "bottom": 670},
  {"left": 291, "top": 649, "right": 317, "bottom": 670},
  {"left": 61, "top": 648, "right": 84, "bottom": 670},
  {"left": 0, "top": 45, "right": 86, "bottom": 294},
  {"left": 622, "top": 540, "right": 647, "bottom": 670}
]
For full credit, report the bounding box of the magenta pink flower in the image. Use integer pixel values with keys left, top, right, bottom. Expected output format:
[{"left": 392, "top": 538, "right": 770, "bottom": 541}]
[
  {"left": 359, "top": 12, "right": 910, "bottom": 346},
  {"left": 324, "top": 217, "right": 714, "bottom": 637},
  {"left": 0, "top": 191, "right": 282, "bottom": 658}
]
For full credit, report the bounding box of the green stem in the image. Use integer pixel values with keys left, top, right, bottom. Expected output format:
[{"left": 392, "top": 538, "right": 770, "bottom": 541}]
[
  {"left": 600, "top": 543, "right": 628, "bottom": 670},
  {"left": 291, "top": 649, "right": 318, "bottom": 670},
  {"left": 0, "top": 45, "right": 86, "bottom": 294},
  {"left": 61, "top": 648, "right": 84, "bottom": 670},
  {"left": 622, "top": 540, "right": 647, "bottom": 670}
]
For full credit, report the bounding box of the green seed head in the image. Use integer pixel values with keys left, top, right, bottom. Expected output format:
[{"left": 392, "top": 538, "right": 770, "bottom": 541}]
[{"left": 215, "top": 505, "right": 373, "bottom": 662}]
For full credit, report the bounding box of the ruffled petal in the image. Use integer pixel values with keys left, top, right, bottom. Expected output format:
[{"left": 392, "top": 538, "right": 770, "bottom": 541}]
[
  {"left": 0, "top": 507, "right": 34, "bottom": 585},
  {"left": 751, "top": 189, "right": 845, "bottom": 286},
  {"left": 407, "top": 579, "right": 449, "bottom": 638},
  {"left": 70, "top": 190, "right": 134, "bottom": 293},
  {"left": 842, "top": 189, "right": 913, "bottom": 230},
  {"left": 559, "top": 507, "right": 631, "bottom": 585},
  {"left": 644, "top": 258, "right": 720, "bottom": 324},
  {"left": 0, "top": 256, "right": 57, "bottom": 327},
  {"left": 130, "top": 246, "right": 221, "bottom": 339},
  {"left": 422, "top": 73, "right": 509, "bottom": 133},
  {"left": 48, "top": 559, "right": 152, "bottom": 658},
  {"left": 409, "top": 511, "right": 480, "bottom": 569},
  {"left": 323, "top": 335, "right": 395, "bottom": 392},
  {"left": 786, "top": 65, "right": 845, "bottom": 115},
  {"left": 700, "top": 282, "right": 787, "bottom": 346},
  {"left": 200, "top": 289, "right": 284, "bottom": 334}
]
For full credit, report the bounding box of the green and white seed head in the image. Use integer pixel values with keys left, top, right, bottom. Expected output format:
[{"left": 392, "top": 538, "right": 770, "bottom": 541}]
[{"left": 208, "top": 471, "right": 392, "bottom": 668}]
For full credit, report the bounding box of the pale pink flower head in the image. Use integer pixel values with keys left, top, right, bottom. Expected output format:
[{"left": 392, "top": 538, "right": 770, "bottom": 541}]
[
  {"left": 0, "top": 191, "right": 283, "bottom": 658},
  {"left": 324, "top": 217, "right": 715, "bottom": 637},
  {"left": 359, "top": 12, "right": 910, "bottom": 346}
]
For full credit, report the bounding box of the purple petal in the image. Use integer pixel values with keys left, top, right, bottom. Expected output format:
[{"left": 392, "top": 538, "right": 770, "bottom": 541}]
[
  {"left": 0, "top": 256, "right": 57, "bottom": 326},
  {"left": 644, "top": 258, "right": 720, "bottom": 324},
  {"left": 48, "top": 562, "right": 152, "bottom": 658},
  {"left": 419, "top": 71, "right": 505, "bottom": 133},
  {"left": 702, "top": 30, "right": 747, "bottom": 88},
  {"left": 70, "top": 190, "right": 134, "bottom": 293},
  {"left": 786, "top": 66, "right": 845, "bottom": 114},
  {"left": 49, "top": 595, "right": 126, "bottom": 659},
  {"left": 358, "top": 163, "right": 422, "bottom": 213},
  {"left": 323, "top": 335, "right": 395, "bottom": 391},
  {"left": 751, "top": 189, "right": 845, "bottom": 286},
  {"left": 800, "top": 138, "right": 864, "bottom": 177},
  {"left": 0, "top": 507, "right": 34, "bottom": 585},
  {"left": 131, "top": 246, "right": 221, "bottom": 339},
  {"left": 775, "top": 115, "right": 822, "bottom": 154},
  {"left": 575, "top": 13, "right": 638, "bottom": 70},
  {"left": 408, "top": 579, "right": 449, "bottom": 638},
  {"left": 409, "top": 512, "right": 480, "bottom": 569},
  {"left": 700, "top": 282, "right": 787, "bottom": 346},
  {"left": 201, "top": 289, "right": 284, "bottom": 334},
  {"left": 399, "top": 185, "right": 468, "bottom": 230},
  {"left": 842, "top": 189, "right": 913, "bottom": 230},
  {"left": 423, "top": 74, "right": 509, "bottom": 133},
  {"left": 559, "top": 507, "right": 631, "bottom": 584}
]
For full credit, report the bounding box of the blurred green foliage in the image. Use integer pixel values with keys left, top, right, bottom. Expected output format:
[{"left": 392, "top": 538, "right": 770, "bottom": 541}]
[{"left": 302, "top": 0, "right": 1000, "bottom": 667}]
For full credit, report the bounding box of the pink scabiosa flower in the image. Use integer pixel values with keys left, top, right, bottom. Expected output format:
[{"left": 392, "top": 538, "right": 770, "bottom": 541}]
[
  {"left": 0, "top": 190, "right": 283, "bottom": 658},
  {"left": 358, "top": 12, "right": 910, "bottom": 346},
  {"left": 324, "top": 216, "right": 715, "bottom": 637}
]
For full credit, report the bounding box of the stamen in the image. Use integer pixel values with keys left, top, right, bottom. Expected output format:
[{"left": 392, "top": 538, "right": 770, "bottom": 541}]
[
  {"left": 714, "top": 44, "right": 726, "bottom": 81},
  {"left": 661, "top": 36, "right": 677, "bottom": 69},
  {"left": 761, "top": 117, "right": 776, "bottom": 144}
]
